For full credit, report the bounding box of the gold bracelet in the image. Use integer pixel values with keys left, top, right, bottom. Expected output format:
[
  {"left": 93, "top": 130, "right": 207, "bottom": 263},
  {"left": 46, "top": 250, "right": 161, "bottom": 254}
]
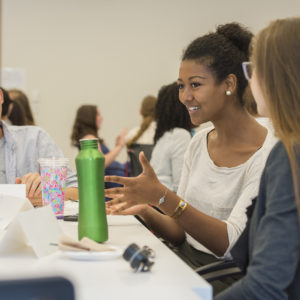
[{"left": 170, "top": 199, "right": 187, "bottom": 219}]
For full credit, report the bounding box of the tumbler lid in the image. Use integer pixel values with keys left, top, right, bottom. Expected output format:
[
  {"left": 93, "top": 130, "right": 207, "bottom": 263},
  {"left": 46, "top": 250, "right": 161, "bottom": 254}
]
[{"left": 38, "top": 157, "right": 69, "bottom": 167}]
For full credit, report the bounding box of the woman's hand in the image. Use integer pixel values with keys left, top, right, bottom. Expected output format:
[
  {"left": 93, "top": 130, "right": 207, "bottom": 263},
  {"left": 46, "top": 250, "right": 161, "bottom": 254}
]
[
  {"left": 115, "top": 128, "right": 128, "bottom": 148},
  {"left": 106, "top": 202, "right": 149, "bottom": 216},
  {"left": 105, "top": 152, "right": 165, "bottom": 213},
  {"left": 15, "top": 172, "right": 42, "bottom": 206}
]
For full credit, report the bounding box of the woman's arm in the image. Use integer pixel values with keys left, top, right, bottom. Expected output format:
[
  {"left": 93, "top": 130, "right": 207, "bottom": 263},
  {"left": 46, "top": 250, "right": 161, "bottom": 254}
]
[
  {"left": 158, "top": 191, "right": 229, "bottom": 256},
  {"left": 107, "top": 203, "right": 186, "bottom": 245},
  {"left": 105, "top": 152, "right": 229, "bottom": 256},
  {"left": 102, "top": 129, "right": 127, "bottom": 167}
]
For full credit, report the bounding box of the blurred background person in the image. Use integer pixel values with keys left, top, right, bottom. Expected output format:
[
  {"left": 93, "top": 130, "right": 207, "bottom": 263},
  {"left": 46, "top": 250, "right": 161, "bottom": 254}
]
[
  {"left": 0, "top": 86, "right": 78, "bottom": 205},
  {"left": 8, "top": 99, "right": 27, "bottom": 126},
  {"left": 0, "top": 87, "right": 13, "bottom": 125},
  {"left": 126, "top": 95, "right": 157, "bottom": 177},
  {"left": 71, "top": 104, "right": 127, "bottom": 190},
  {"left": 126, "top": 95, "right": 157, "bottom": 147},
  {"left": 150, "top": 82, "right": 192, "bottom": 193},
  {"left": 8, "top": 89, "right": 36, "bottom": 125}
]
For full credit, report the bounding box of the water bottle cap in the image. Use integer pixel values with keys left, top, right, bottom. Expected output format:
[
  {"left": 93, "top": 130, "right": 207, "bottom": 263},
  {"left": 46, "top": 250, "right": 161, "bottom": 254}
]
[
  {"left": 79, "top": 138, "right": 99, "bottom": 142},
  {"left": 79, "top": 138, "right": 99, "bottom": 149}
]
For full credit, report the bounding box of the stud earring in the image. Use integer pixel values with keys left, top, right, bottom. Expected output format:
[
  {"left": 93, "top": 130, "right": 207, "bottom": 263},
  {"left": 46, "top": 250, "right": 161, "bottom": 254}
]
[{"left": 226, "top": 90, "right": 231, "bottom": 96}]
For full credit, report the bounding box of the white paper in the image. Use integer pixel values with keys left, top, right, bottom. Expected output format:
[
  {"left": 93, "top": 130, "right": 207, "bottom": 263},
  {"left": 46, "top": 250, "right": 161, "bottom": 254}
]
[
  {"left": 0, "top": 184, "right": 26, "bottom": 198},
  {"left": 0, "top": 217, "right": 29, "bottom": 254},
  {"left": 0, "top": 193, "right": 33, "bottom": 230},
  {"left": 17, "top": 206, "right": 62, "bottom": 258},
  {"left": 1, "top": 67, "right": 27, "bottom": 90}
]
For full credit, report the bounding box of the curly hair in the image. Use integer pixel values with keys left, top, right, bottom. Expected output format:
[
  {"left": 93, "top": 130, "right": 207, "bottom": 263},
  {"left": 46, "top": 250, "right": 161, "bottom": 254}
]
[
  {"left": 71, "top": 105, "right": 100, "bottom": 147},
  {"left": 154, "top": 82, "right": 192, "bottom": 144},
  {"left": 182, "top": 23, "right": 253, "bottom": 106},
  {"left": 126, "top": 95, "right": 157, "bottom": 147}
]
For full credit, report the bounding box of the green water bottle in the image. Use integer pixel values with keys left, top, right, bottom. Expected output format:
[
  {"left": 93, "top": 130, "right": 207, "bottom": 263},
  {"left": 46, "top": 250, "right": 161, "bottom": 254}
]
[{"left": 75, "top": 138, "right": 108, "bottom": 242}]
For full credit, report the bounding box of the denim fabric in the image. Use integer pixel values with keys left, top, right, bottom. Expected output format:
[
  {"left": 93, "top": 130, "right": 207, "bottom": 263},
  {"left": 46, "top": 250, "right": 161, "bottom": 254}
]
[{"left": 1, "top": 121, "right": 77, "bottom": 187}]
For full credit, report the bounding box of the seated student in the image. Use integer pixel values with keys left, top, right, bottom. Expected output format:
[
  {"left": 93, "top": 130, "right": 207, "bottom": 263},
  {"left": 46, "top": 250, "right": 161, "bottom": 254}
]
[
  {"left": 216, "top": 17, "right": 300, "bottom": 300},
  {"left": 70, "top": 105, "right": 127, "bottom": 188},
  {"left": 0, "top": 88, "right": 14, "bottom": 125},
  {"left": 2, "top": 88, "right": 35, "bottom": 127},
  {"left": 0, "top": 87, "right": 78, "bottom": 205},
  {"left": 105, "top": 22, "right": 277, "bottom": 289},
  {"left": 126, "top": 95, "right": 157, "bottom": 147},
  {"left": 8, "top": 99, "right": 27, "bottom": 126},
  {"left": 8, "top": 89, "right": 36, "bottom": 125},
  {"left": 150, "top": 82, "right": 192, "bottom": 193}
]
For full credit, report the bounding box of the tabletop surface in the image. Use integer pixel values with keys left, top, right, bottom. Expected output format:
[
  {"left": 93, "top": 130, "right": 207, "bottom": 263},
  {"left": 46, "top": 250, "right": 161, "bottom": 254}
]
[{"left": 0, "top": 208, "right": 212, "bottom": 300}]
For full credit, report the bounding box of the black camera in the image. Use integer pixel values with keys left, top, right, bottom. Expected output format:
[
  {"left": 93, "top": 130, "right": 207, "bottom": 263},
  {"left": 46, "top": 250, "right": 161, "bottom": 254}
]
[{"left": 123, "top": 243, "right": 155, "bottom": 272}]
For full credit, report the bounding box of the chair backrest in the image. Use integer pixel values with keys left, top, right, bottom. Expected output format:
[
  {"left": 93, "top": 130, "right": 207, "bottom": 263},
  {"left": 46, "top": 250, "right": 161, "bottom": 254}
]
[
  {"left": 127, "top": 143, "right": 154, "bottom": 177},
  {"left": 0, "top": 276, "right": 75, "bottom": 300}
]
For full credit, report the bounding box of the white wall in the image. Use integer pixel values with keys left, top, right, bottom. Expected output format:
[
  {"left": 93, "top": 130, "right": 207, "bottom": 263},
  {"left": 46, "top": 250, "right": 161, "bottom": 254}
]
[{"left": 2, "top": 0, "right": 300, "bottom": 170}]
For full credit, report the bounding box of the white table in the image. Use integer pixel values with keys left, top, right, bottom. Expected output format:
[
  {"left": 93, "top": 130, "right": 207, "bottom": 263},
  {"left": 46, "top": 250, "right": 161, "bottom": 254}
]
[{"left": 0, "top": 215, "right": 212, "bottom": 300}]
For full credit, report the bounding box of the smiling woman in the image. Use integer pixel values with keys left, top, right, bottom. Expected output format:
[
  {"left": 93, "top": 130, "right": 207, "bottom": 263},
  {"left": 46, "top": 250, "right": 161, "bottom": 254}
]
[
  {"left": 104, "top": 23, "right": 278, "bottom": 295},
  {"left": 106, "top": 22, "right": 278, "bottom": 280}
]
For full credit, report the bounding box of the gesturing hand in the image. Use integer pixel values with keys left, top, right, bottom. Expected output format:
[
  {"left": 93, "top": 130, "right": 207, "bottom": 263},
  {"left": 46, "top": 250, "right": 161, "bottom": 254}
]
[
  {"left": 106, "top": 202, "right": 148, "bottom": 216},
  {"left": 105, "top": 152, "right": 165, "bottom": 213}
]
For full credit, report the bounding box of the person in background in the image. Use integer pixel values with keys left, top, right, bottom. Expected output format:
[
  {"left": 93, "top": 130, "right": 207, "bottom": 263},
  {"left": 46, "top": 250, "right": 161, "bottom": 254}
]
[
  {"left": 0, "top": 88, "right": 13, "bottom": 125},
  {"left": 105, "top": 23, "right": 277, "bottom": 294},
  {"left": 126, "top": 95, "right": 157, "bottom": 147},
  {"left": 8, "top": 100, "right": 27, "bottom": 126},
  {"left": 8, "top": 89, "right": 35, "bottom": 125},
  {"left": 1, "top": 88, "right": 28, "bottom": 126},
  {"left": 216, "top": 16, "right": 300, "bottom": 300},
  {"left": 71, "top": 105, "right": 128, "bottom": 190},
  {"left": 150, "top": 82, "right": 192, "bottom": 193},
  {"left": 0, "top": 87, "right": 78, "bottom": 205}
]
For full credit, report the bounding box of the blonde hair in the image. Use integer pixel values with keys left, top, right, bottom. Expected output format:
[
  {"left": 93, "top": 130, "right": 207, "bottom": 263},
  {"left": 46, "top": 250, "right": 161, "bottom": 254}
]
[
  {"left": 126, "top": 95, "right": 157, "bottom": 147},
  {"left": 252, "top": 17, "right": 300, "bottom": 215}
]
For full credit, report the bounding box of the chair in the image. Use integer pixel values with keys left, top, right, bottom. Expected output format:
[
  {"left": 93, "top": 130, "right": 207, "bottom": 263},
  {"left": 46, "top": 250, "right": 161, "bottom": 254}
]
[
  {"left": 127, "top": 143, "right": 154, "bottom": 177},
  {"left": 0, "top": 276, "right": 75, "bottom": 300}
]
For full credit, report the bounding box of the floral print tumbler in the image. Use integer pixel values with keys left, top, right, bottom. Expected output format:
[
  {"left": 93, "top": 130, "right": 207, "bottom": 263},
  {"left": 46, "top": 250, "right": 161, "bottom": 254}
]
[{"left": 38, "top": 158, "right": 69, "bottom": 218}]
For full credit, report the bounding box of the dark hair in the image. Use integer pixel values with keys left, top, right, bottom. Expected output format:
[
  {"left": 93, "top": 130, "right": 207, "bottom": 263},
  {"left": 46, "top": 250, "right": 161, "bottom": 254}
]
[
  {"left": 8, "top": 100, "right": 27, "bottom": 126},
  {"left": 182, "top": 23, "right": 253, "bottom": 105},
  {"left": 0, "top": 87, "right": 12, "bottom": 117},
  {"left": 71, "top": 105, "right": 100, "bottom": 147},
  {"left": 8, "top": 89, "right": 35, "bottom": 125},
  {"left": 154, "top": 82, "right": 192, "bottom": 144}
]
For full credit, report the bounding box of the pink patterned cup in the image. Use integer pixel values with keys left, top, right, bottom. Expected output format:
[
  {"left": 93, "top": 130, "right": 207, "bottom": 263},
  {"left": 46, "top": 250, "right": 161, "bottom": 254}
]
[{"left": 38, "top": 158, "right": 69, "bottom": 218}]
